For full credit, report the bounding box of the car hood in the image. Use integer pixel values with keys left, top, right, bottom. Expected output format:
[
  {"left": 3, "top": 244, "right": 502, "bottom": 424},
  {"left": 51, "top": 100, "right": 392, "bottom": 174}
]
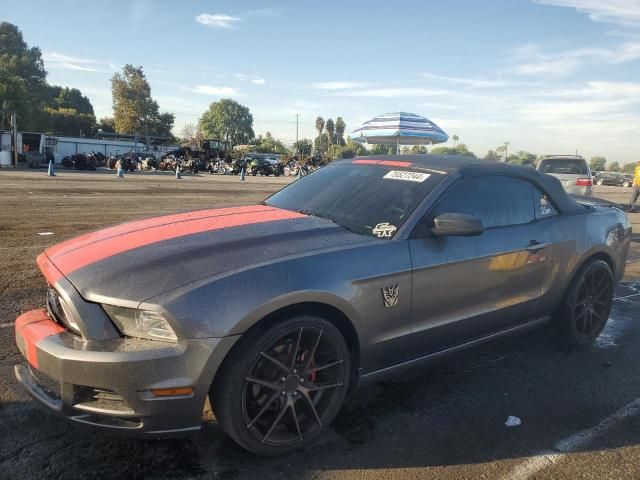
[{"left": 39, "top": 205, "right": 367, "bottom": 304}]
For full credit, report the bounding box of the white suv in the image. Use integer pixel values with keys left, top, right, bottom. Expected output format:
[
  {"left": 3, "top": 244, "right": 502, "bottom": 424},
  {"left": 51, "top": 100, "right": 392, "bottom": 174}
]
[{"left": 537, "top": 155, "right": 593, "bottom": 197}]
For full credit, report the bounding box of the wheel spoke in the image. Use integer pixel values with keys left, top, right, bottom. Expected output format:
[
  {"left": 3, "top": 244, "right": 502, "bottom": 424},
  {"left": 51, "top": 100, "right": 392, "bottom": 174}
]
[
  {"left": 306, "top": 382, "right": 343, "bottom": 392},
  {"left": 305, "top": 359, "right": 344, "bottom": 375},
  {"left": 262, "top": 401, "right": 289, "bottom": 443},
  {"left": 303, "top": 329, "right": 323, "bottom": 371},
  {"left": 301, "top": 390, "right": 322, "bottom": 426},
  {"left": 246, "top": 376, "right": 281, "bottom": 391},
  {"left": 289, "top": 328, "right": 303, "bottom": 369},
  {"left": 260, "top": 351, "right": 289, "bottom": 373},
  {"left": 290, "top": 402, "right": 302, "bottom": 441},
  {"left": 594, "top": 282, "right": 611, "bottom": 299},
  {"left": 247, "top": 390, "right": 281, "bottom": 429},
  {"left": 593, "top": 298, "right": 608, "bottom": 308}
]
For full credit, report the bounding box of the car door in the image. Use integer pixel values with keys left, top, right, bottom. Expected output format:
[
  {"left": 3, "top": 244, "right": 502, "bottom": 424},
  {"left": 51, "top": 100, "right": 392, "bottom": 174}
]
[{"left": 405, "top": 175, "right": 555, "bottom": 357}]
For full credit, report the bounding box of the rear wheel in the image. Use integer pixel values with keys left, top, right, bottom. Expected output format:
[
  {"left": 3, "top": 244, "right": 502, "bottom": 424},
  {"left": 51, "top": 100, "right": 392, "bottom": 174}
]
[
  {"left": 554, "top": 259, "right": 614, "bottom": 347},
  {"left": 212, "top": 315, "right": 350, "bottom": 455},
  {"left": 597, "top": 179, "right": 604, "bottom": 186}
]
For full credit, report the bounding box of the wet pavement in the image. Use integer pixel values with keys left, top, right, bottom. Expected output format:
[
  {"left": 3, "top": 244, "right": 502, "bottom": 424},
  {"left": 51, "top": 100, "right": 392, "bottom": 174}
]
[{"left": 0, "top": 171, "right": 639, "bottom": 479}]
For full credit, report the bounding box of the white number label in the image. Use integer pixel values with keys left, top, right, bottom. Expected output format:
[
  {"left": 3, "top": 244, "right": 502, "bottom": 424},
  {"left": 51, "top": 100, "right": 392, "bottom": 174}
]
[{"left": 383, "top": 170, "right": 431, "bottom": 183}]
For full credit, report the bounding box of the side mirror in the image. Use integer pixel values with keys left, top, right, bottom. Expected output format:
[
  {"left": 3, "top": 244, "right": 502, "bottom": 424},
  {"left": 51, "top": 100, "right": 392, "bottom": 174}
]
[{"left": 432, "top": 212, "right": 484, "bottom": 236}]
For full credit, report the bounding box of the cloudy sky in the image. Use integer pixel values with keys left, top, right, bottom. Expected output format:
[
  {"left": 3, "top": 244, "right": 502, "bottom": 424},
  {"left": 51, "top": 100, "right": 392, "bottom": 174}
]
[{"left": 4, "top": 0, "right": 640, "bottom": 163}]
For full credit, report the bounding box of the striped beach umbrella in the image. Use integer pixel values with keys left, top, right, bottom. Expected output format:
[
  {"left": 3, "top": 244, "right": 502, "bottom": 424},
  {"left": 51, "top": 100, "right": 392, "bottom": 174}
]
[{"left": 351, "top": 112, "right": 448, "bottom": 154}]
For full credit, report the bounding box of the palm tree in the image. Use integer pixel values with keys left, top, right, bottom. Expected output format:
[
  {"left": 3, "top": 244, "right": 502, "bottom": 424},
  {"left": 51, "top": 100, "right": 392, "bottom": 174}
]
[
  {"left": 452, "top": 134, "right": 459, "bottom": 148},
  {"left": 325, "top": 118, "right": 335, "bottom": 153},
  {"left": 315, "top": 116, "right": 324, "bottom": 140},
  {"left": 335, "top": 117, "right": 346, "bottom": 146}
]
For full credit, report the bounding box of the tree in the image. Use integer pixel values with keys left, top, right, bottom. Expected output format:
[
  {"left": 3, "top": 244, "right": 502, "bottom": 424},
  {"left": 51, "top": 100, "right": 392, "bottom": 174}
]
[
  {"left": 325, "top": 118, "right": 335, "bottom": 152},
  {"left": 608, "top": 161, "right": 621, "bottom": 172},
  {"left": 181, "top": 123, "right": 204, "bottom": 148},
  {"left": 314, "top": 133, "right": 329, "bottom": 153},
  {"left": 623, "top": 162, "right": 636, "bottom": 174},
  {"left": 199, "top": 98, "right": 254, "bottom": 147},
  {"left": 411, "top": 145, "right": 428, "bottom": 154},
  {"left": 254, "top": 131, "right": 288, "bottom": 154},
  {"left": 507, "top": 150, "right": 537, "bottom": 167},
  {"left": 315, "top": 116, "right": 325, "bottom": 141},
  {"left": 335, "top": 117, "right": 346, "bottom": 146},
  {"left": 293, "top": 138, "right": 312, "bottom": 156},
  {"left": 0, "top": 22, "right": 47, "bottom": 130},
  {"left": 431, "top": 144, "right": 476, "bottom": 157},
  {"left": 589, "top": 156, "right": 606, "bottom": 171},
  {"left": 371, "top": 144, "right": 395, "bottom": 155},
  {"left": 484, "top": 150, "right": 500, "bottom": 162},
  {"left": 97, "top": 117, "right": 115, "bottom": 133},
  {"left": 452, "top": 134, "right": 459, "bottom": 148},
  {"left": 111, "top": 64, "right": 174, "bottom": 136},
  {"left": 41, "top": 85, "right": 96, "bottom": 136}
]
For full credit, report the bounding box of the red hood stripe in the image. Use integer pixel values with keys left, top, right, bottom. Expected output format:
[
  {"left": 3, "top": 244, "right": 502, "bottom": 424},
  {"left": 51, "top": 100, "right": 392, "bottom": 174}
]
[
  {"left": 37, "top": 252, "right": 64, "bottom": 286},
  {"left": 16, "top": 309, "right": 65, "bottom": 368},
  {"left": 48, "top": 207, "right": 305, "bottom": 277},
  {"left": 352, "top": 159, "right": 413, "bottom": 167},
  {"left": 46, "top": 204, "right": 275, "bottom": 259}
]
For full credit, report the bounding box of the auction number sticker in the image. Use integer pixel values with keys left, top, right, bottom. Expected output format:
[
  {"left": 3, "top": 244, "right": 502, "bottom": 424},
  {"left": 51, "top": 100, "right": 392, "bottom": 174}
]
[{"left": 383, "top": 170, "right": 431, "bottom": 183}]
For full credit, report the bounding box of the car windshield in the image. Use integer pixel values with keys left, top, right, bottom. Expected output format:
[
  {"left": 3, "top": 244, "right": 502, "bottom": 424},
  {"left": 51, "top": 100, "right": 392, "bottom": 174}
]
[
  {"left": 265, "top": 162, "right": 445, "bottom": 238},
  {"left": 539, "top": 159, "right": 588, "bottom": 175}
]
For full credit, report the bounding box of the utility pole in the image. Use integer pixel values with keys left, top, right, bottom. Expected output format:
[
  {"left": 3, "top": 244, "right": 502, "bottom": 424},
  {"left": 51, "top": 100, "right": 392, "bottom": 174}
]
[
  {"left": 295, "top": 114, "right": 300, "bottom": 156},
  {"left": 504, "top": 141, "right": 510, "bottom": 163}
]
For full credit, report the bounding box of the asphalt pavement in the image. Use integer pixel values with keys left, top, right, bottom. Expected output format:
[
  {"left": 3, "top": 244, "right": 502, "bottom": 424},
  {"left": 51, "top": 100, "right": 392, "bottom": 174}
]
[{"left": 0, "top": 170, "right": 638, "bottom": 480}]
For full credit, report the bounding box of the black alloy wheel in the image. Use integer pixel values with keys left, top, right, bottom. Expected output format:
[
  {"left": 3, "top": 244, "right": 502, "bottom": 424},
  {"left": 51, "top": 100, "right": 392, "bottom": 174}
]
[
  {"left": 212, "top": 316, "right": 350, "bottom": 455},
  {"left": 556, "top": 259, "right": 614, "bottom": 347}
]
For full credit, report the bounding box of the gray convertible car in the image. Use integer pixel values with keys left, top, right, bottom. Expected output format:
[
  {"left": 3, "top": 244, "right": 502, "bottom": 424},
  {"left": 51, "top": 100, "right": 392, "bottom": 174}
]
[{"left": 15, "top": 155, "right": 631, "bottom": 455}]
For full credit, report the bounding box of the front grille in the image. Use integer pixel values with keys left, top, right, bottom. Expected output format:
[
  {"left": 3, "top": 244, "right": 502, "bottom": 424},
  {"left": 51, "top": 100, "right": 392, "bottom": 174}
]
[
  {"left": 74, "top": 387, "right": 134, "bottom": 414},
  {"left": 46, "top": 288, "right": 79, "bottom": 334}
]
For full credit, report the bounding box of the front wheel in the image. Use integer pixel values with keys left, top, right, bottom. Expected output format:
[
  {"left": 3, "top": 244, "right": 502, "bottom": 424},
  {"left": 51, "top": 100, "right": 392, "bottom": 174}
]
[
  {"left": 212, "top": 316, "right": 350, "bottom": 455},
  {"left": 554, "top": 259, "right": 614, "bottom": 348}
]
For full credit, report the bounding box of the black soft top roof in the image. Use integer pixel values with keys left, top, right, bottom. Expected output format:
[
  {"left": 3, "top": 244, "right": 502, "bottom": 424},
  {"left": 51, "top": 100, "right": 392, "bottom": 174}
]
[{"left": 351, "top": 155, "right": 584, "bottom": 214}]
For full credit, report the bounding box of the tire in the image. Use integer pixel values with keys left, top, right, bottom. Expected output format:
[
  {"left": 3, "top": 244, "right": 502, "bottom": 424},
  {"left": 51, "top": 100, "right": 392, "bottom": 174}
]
[
  {"left": 554, "top": 259, "right": 614, "bottom": 348},
  {"left": 212, "top": 315, "right": 351, "bottom": 456},
  {"left": 597, "top": 179, "right": 604, "bottom": 186},
  {"left": 623, "top": 181, "right": 630, "bottom": 188}
]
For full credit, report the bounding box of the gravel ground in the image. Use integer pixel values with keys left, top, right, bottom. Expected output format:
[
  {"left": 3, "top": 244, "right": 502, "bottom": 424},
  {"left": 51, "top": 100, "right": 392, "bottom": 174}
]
[{"left": 0, "top": 169, "right": 639, "bottom": 480}]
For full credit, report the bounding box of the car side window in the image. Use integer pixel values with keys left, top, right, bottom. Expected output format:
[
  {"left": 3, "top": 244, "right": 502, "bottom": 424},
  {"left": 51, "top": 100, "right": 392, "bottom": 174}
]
[
  {"left": 425, "top": 176, "right": 535, "bottom": 232},
  {"left": 533, "top": 187, "right": 558, "bottom": 219}
]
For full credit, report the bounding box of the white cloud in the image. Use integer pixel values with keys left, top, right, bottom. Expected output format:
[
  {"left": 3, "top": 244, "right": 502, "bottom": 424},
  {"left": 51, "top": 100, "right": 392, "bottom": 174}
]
[
  {"left": 182, "top": 85, "right": 239, "bottom": 96},
  {"left": 419, "top": 73, "right": 509, "bottom": 88},
  {"left": 235, "top": 73, "right": 266, "bottom": 85},
  {"left": 331, "top": 87, "right": 452, "bottom": 97},
  {"left": 195, "top": 14, "right": 241, "bottom": 29},
  {"left": 43, "top": 52, "right": 118, "bottom": 73},
  {"left": 534, "top": 0, "right": 640, "bottom": 27},
  {"left": 311, "top": 81, "right": 370, "bottom": 90},
  {"left": 512, "top": 41, "right": 640, "bottom": 77}
]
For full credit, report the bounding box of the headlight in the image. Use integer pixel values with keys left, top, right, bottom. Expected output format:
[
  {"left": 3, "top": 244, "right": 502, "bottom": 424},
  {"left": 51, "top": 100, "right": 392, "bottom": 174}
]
[
  {"left": 103, "top": 305, "right": 178, "bottom": 342},
  {"left": 58, "top": 296, "right": 81, "bottom": 333}
]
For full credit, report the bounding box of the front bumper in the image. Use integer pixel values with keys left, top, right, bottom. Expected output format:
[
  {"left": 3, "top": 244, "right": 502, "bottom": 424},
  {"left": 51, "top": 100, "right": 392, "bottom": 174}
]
[{"left": 15, "top": 308, "right": 239, "bottom": 435}]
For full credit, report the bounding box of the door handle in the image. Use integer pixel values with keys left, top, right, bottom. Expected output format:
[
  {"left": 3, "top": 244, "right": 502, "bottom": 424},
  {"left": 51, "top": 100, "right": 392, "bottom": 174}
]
[{"left": 525, "top": 241, "right": 547, "bottom": 252}]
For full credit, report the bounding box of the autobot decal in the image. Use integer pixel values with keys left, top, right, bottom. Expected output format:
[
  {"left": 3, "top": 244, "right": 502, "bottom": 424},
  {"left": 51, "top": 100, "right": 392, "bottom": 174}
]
[
  {"left": 373, "top": 223, "right": 397, "bottom": 238},
  {"left": 382, "top": 285, "right": 399, "bottom": 308}
]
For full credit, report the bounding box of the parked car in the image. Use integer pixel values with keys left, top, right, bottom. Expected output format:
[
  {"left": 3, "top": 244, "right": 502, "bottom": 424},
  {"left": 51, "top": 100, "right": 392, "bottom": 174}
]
[
  {"left": 250, "top": 157, "right": 283, "bottom": 176},
  {"left": 538, "top": 155, "right": 593, "bottom": 196},
  {"left": 594, "top": 171, "right": 627, "bottom": 187},
  {"left": 15, "top": 155, "right": 631, "bottom": 455}
]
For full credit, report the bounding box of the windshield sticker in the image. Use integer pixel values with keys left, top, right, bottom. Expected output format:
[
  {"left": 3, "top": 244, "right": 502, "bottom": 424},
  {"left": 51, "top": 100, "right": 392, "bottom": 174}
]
[
  {"left": 383, "top": 170, "right": 431, "bottom": 183},
  {"left": 373, "top": 222, "right": 397, "bottom": 238}
]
